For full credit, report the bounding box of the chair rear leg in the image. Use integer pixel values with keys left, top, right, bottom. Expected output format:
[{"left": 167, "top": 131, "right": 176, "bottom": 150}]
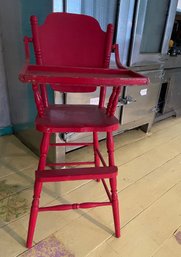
[
  {"left": 93, "top": 132, "right": 100, "bottom": 167},
  {"left": 26, "top": 132, "right": 50, "bottom": 248},
  {"left": 93, "top": 132, "right": 100, "bottom": 182},
  {"left": 107, "top": 132, "right": 120, "bottom": 237},
  {"left": 106, "top": 132, "right": 115, "bottom": 166}
]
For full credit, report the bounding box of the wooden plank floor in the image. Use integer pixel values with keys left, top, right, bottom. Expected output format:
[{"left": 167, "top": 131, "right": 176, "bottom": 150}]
[{"left": 0, "top": 116, "right": 181, "bottom": 256}]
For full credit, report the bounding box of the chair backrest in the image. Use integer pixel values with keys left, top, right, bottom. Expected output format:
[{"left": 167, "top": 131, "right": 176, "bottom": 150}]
[{"left": 30, "top": 13, "right": 114, "bottom": 93}]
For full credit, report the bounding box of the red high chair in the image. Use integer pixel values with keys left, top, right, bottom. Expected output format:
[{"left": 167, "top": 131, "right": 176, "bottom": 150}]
[{"left": 19, "top": 13, "right": 149, "bottom": 248}]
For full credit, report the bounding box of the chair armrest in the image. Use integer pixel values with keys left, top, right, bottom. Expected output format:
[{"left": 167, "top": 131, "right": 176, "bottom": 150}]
[
  {"left": 23, "top": 36, "right": 33, "bottom": 64},
  {"left": 19, "top": 63, "right": 29, "bottom": 83},
  {"left": 112, "top": 44, "right": 125, "bottom": 69},
  {"left": 20, "top": 37, "right": 33, "bottom": 83}
]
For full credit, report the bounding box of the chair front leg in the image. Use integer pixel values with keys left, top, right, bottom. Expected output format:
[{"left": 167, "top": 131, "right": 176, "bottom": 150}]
[
  {"left": 26, "top": 132, "right": 50, "bottom": 248},
  {"left": 107, "top": 131, "right": 120, "bottom": 237},
  {"left": 38, "top": 132, "right": 51, "bottom": 170},
  {"left": 110, "top": 177, "right": 120, "bottom": 238},
  {"left": 26, "top": 181, "right": 42, "bottom": 248}
]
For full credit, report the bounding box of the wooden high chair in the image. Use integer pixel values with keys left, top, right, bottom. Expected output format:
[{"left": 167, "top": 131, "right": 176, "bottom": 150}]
[{"left": 19, "top": 12, "right": 149, "bottom": 248}]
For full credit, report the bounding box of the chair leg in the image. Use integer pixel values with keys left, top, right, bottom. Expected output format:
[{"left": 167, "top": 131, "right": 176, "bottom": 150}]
[
  {"left": 106, "top": 132, "right": 115, "bottom": 166},
  {"left": 107, "top": 132, "right": 120, "bottom": 237},
  {"left": 110, "top": 177, "right": 120, "bottom": 238},
  {"left": 26, "top": 181, "right": 42, "bottom": 248},
  {"left": 38, "top": 132, "right": 51, "bottom": 170},
  {"left": 93, "top": 132, "right": 100, "bottom": 167},
  {"left": 93, "top": 132, "right": 100, "bottom": 182},
  {"left": 26, "top": 132, "right": 50, "bottom": 248}
]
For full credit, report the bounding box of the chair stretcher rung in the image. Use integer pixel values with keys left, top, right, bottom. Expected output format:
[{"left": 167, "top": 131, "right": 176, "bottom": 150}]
[
  {"left": 36, "top": 166, "right": 117, "bottom": 182},
  {"left": 46, "top": 161, "right": 95, "bottom": 167},
  {"left": 39, "top": 201, "right": 112, "bottom": 212},
  {"left": 50, "top": 142, "right": 93, "bottom": 146}
]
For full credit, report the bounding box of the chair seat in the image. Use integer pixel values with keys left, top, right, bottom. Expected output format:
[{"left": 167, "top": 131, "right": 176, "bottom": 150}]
[
  {"left": 36, "top": 104, "right": 119, "bottom": 132},
  {"left": 36, "top": 166, "right": 118, "bottom": 182}
]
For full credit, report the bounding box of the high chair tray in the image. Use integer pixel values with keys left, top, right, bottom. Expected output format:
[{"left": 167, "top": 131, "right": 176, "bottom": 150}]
[{"left": 19, "top": 64, "right": 149, "bottom": 86}]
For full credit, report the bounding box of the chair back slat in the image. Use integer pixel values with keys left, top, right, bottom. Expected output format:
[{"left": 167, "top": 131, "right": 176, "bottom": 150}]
[{"left": 30, "top": 13, "right": 114, "bottom": 93}]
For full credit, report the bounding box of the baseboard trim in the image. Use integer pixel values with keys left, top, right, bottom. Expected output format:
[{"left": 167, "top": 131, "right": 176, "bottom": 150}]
[{"left": 0, "top": 126, "right": 13, "bottom": 136}]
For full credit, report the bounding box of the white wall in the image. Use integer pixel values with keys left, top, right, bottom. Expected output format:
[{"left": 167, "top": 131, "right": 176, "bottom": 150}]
[
  {"left": 177, "top": 0, "right": 181, "bottom": 11},
  {"left": 0, "top": 32, "right": 11, "bottom": 128}
]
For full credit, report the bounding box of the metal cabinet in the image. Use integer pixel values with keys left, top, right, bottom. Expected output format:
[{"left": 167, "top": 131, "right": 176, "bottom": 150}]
[
  {"left": 161, "top": 68, "right": 181, "bottom": 116},
  {"left": 127, "top": 0, "right": 178, "bottom": 67},
  {"left": 119, "top": 69, "right": 162, "bottom": 132}
]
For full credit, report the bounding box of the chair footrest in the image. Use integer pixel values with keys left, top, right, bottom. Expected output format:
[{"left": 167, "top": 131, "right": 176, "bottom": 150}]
[{"left": 36, "top": 166, "right": 118, "bottom": 182}]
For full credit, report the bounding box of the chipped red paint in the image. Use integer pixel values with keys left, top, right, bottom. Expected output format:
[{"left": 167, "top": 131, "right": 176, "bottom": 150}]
[{"left": 175, "top": 231, "right": 181, "bottom": 244}]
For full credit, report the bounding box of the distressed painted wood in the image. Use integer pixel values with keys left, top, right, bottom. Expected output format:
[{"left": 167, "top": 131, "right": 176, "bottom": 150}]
[{"left": 18, "top": 13, "right": 146, "bottom": 248}]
